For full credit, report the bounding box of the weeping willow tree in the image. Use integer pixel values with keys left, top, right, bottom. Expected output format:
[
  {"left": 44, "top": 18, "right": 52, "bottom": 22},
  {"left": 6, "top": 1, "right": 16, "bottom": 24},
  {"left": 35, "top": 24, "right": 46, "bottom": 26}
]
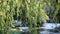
[
  {"left": 0, "top": 0, "right": 49, "bottom": 34},
  {"left": 0, "top": 0, "right": 59, "bottom": 34},
  {"left": 26, "top": 0, "right": 49, "bottom": 34}
]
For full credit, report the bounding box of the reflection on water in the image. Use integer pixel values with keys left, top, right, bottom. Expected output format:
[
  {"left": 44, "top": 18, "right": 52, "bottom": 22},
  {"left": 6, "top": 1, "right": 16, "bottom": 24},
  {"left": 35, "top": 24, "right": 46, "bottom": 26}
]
[
  {"left": 39, "top": 30, "right": 60, "bottom": 34},
  {"left": 13, "top": 20, "right": 60, "bottom": 34},
  {"left": 39, "top": 23, "right": 60, "bottom": 34},
  {"left": 42, "top": 23, "right": 60, "bottom": 29}
]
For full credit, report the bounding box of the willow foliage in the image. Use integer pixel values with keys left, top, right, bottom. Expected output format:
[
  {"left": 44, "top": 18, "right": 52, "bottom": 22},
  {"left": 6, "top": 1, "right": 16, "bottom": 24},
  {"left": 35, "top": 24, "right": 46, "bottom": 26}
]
[{"left": 0, "top": 0, "right": 59, "bottom": 34}]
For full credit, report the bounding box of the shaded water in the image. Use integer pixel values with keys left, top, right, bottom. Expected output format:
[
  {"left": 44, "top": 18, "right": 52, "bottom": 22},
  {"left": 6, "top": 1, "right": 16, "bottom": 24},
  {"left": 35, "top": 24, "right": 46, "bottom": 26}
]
[{"left": 39, "top": 30, "right": 60, "bottom": 34}]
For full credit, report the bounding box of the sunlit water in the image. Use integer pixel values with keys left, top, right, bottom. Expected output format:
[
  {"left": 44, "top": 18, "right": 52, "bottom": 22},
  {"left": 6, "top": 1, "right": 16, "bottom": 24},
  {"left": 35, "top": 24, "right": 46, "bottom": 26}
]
[{"left": 39, "top": 23, "right": 60, "bottom": 34}]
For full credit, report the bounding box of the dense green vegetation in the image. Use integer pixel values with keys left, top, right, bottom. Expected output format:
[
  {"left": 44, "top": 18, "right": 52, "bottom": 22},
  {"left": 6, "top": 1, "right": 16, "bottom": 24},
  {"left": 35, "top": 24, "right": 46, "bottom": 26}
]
[{"left": 0, "top": 0, "right": 60, "bottom": 34}]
